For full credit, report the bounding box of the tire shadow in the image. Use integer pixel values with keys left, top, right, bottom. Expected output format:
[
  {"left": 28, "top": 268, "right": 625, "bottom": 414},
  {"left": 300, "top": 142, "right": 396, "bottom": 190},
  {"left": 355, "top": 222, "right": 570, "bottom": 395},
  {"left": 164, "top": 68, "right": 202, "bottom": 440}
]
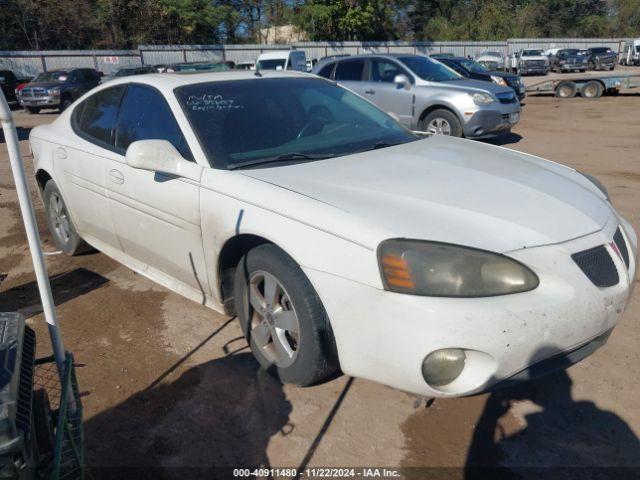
[{"left": 85, "top": 352, "right": 292, "bottom": 479}]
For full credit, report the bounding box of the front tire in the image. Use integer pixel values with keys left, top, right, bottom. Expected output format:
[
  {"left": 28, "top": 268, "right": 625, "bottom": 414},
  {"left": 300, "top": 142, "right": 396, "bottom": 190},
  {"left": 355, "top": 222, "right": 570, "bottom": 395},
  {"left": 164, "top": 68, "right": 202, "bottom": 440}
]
[
  {"left": 43, "top": 181, "right": 88, "bottom": 255},
  {"left": 420, "top": 109, "right": 463, "bottom": 137},
  {"left": 59, "top": 95, "right": 73, "bottom": 112},
  {"left": 234, "top": 244, "right": 339, "bottom": 386}
]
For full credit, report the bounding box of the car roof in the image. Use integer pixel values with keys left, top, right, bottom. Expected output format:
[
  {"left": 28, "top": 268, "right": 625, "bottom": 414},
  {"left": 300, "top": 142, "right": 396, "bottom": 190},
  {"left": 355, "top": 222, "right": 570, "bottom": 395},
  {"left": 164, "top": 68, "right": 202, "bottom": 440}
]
[
  {"left": 92, "top": 69, "right": 317, "bottom": 90},
  {"left": 257, "top": 51, "right": 296, "bottom": 60}
]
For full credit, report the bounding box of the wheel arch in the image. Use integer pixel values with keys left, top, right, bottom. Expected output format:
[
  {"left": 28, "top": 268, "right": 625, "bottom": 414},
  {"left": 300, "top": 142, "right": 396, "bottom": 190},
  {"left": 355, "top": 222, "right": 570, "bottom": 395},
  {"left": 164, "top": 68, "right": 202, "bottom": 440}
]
[
  {"left": 35, "top": 169, "right": 52, "bottom": 193},
  {"left": 418, "top": 103, "right": 462, "bottom": 125},
  {"left": 217, "top": 233, "right": 279, "bottom": 316}
]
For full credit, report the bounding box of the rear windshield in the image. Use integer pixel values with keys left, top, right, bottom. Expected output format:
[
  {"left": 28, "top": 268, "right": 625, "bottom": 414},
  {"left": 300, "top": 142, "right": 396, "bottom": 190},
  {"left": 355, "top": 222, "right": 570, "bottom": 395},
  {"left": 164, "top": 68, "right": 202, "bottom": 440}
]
[
  {"left": 398, "top": 56, "right": 460, "bottom": 82},
  {"left": 175, "top": 78, "right": 416, "bottom": 169}
]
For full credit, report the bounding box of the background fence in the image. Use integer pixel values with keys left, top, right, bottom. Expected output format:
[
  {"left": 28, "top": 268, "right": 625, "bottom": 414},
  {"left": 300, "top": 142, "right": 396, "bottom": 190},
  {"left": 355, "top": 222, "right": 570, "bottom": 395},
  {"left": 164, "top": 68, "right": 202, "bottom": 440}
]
[{"left": 0, "top": 38, "right": 631, "bottom": 77}]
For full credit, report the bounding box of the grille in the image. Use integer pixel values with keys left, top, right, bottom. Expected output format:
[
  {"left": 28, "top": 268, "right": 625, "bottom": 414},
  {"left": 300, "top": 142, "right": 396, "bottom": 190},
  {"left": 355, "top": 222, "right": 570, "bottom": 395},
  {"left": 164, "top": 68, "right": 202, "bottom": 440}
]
[
  {"left": 572, "top": 245, "right": 619, "bottom": 288},
  {"left": 523, "top": 60, "right": 546, "bottom": 67},
  {"left": 22, "top": 88, "right": 47, "bottom": 98},
  {"left": 614, "top": 228, "right": 630, "bottom": 269}
]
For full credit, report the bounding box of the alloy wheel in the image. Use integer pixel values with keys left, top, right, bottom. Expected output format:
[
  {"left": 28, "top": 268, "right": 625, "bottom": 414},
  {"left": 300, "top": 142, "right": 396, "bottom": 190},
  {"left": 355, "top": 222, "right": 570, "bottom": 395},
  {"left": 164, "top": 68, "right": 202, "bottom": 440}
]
[
  {"left": 248, "top": 270, "right": 301, "bottom": 368},
  {"left": 426, "top": 117, "right": 452, "bottom": 135},
  {"left": 48, "top": 192, "right": 70, "bottom": 245}
]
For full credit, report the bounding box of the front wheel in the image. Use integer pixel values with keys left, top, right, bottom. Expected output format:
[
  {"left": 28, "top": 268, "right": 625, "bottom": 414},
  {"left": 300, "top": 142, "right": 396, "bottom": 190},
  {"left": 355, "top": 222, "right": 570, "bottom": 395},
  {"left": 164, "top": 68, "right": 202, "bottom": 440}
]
[
  {"left": 59, "top": 96, "right": 73, "bottom": 112},
  {"left": 43, "top": 181, "right": 88, "bottom": 255},
  {"left": 420, "top": 109, "right": 463, "bottom": 137},
  {"left": 234, "top": 244, "right": 339, "bottom": 386}
]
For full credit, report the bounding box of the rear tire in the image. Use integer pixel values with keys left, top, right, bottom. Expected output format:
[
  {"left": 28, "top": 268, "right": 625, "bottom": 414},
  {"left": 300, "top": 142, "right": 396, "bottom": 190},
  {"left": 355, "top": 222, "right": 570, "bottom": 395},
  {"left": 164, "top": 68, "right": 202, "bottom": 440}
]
[
  {"left": 581, "top": 80, "right": 603, "bottom": 99},
  {"left": 234, "top": 243, "right": 339, "bottom": 386},
  {"left": 420, "top": 109, "right": 463, "bottom": 137},
  {"left": 43, "top": 181, "right": 88, "bottom": 255},
  {"left": 26, "top": 107, "right": 40, "bottom": 114}
]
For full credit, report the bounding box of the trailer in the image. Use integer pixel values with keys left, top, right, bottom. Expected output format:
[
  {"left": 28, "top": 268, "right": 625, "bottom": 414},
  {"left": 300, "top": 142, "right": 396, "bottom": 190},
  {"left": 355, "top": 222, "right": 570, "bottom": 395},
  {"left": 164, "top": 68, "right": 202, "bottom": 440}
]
[{"left": 526, "top": 72, "right": 640, "bottom": 99}]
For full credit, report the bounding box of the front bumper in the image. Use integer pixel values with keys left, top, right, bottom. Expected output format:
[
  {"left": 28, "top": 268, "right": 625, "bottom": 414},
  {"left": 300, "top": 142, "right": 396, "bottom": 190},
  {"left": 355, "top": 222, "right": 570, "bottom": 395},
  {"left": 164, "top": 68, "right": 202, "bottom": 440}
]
[
  {"left": 18, "top": 96, "right": 60, "bottom": 107},
  {"left": 304, "top": 216, "right": 637, "bottom": 398},
  {"left": 593, "top": 59, "right": 616, "bottom": 70},
  {"left": 558, "top": 63, "right": 587, "bottom": 71},
  {"left": 519, "top": 66, "right": 549, "bottom": 75},
  {"left": 463, "top": 103, "right": 521, "bottom": 138}
]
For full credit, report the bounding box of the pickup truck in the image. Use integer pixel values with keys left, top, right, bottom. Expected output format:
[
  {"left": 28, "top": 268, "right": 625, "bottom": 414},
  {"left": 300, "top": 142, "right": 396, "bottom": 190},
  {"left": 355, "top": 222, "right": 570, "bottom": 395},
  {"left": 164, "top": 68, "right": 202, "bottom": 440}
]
[
  {"left": 0, "top": 70, "right": 32, "bottom": 105},
  {"left": 18, "top": 68, "right": 101, "bottom": 113}
]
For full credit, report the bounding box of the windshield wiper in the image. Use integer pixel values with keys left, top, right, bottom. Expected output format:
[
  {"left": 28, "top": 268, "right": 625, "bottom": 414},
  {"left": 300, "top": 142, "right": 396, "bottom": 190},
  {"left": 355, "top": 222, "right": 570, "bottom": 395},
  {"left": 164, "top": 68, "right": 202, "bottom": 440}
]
[{"left": 228, "top": 152, "right": 336, "bottom": 170}]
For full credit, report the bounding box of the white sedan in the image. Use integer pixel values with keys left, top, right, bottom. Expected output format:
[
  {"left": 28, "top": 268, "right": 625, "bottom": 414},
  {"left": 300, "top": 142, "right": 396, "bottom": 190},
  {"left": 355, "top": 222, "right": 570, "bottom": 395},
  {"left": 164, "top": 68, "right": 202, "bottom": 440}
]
[{"left": 29, "top": 70, "right": 637, "bottom": 397}]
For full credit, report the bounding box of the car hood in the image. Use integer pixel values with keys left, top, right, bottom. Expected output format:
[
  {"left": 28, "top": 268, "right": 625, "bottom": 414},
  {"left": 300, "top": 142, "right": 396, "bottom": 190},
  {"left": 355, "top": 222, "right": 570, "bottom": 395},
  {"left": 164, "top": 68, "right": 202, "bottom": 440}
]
[
  {"left": 521, "top": 56, "right": 548, "bottom": 61},
  {"left": 239, "top": 136, "right": 612, "bottom": 253},
  {"left": 24, "top": 81, "right": 64, "bottom": 89},
  {"left": 438, "top": 78, "right": 514, "bottom": 96}
]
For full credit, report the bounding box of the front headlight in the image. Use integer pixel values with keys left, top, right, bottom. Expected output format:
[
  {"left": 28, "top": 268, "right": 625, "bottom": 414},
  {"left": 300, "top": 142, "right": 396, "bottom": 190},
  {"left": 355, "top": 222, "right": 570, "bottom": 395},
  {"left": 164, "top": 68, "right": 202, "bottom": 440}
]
[
  {"left": 47, "top": 88, "right": 60, "bottom": 96},
  {"left": 378, "top": 240, "right": 539, "bottom": 297},
  {"left": 490, "top": 75, "right": 507, "bottom": 86},
  {"left": 469, "top": 92, "right": 495, "bottom": 105},
  {"left": 580, "top": 172, "right": 609, "bottom": 201}
]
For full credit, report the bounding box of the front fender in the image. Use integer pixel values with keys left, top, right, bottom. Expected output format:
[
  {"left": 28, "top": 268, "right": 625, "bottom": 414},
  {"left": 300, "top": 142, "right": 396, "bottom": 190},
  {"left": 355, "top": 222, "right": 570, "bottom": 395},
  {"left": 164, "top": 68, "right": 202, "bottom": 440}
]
[{"left": 199, "top": 169, "right": 386, "bottom": 305}]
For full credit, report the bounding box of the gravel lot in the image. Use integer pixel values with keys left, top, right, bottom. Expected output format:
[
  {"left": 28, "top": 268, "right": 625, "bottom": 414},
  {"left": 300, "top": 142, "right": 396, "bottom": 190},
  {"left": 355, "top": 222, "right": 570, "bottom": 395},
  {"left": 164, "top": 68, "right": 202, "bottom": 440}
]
[{"left": 1, "top": 85, "right": 639, "bottom": 479}]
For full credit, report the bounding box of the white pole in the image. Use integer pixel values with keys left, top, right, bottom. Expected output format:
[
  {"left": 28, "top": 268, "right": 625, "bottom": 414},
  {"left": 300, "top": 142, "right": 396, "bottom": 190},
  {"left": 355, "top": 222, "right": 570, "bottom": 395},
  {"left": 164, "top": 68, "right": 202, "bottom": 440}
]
[{"left": 0, "top": 91, "right": 67, "bottom": 379}]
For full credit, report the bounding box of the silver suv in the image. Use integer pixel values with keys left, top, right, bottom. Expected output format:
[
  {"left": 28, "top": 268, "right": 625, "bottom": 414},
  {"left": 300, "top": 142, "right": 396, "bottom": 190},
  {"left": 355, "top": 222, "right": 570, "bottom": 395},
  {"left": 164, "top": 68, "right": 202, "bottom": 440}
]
[{"left": 313, "top": 54, "right": 520, "bottom": 138}]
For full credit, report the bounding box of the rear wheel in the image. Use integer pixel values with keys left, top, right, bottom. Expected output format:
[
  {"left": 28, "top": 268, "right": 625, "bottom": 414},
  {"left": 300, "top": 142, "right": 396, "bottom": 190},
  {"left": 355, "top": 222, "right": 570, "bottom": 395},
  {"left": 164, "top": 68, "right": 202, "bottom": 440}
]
[
  {"left": 26, "top": 107, "right": 40, "bottom": 114},
  {"left": 234, "top": 243, "right": 339, "bottom": 386},
  {"left": 43, "top": 181, "right": 88, "bottom": 255},
  {"left": 420, "top": 109, "right": 463, "bottom": 137},
  {"left": 582, "top": 81, "right": 603, "bottom": 99},
  {"left": 555, "top": 81, "right": 577, "bottom": 98}
]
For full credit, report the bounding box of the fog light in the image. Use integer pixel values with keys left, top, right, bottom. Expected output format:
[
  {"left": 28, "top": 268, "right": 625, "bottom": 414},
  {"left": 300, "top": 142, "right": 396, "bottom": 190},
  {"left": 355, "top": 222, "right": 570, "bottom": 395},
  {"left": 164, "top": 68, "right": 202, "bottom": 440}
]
[{"left": 422, "top": 348, "right": 466, "bottom": 387}]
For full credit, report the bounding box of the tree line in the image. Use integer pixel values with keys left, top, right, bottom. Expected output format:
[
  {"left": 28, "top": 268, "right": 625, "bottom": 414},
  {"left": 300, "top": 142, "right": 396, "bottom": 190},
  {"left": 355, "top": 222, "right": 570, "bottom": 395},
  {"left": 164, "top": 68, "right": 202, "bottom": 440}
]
[{"left": 0, "top": 0, "right": 638, "bottom": 50}]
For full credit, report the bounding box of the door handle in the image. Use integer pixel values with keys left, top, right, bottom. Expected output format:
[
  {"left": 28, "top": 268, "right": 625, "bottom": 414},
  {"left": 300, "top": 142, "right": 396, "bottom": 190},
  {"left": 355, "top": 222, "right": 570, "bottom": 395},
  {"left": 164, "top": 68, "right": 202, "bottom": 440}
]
[
  {"left": 55, "top": 147, "right": 67, "bottom": 159},
  {"left": 364, "top": 89, "right": 375, "bottom": 95},
  {"left": 109, "top": 169, "right": 125, "bottom": 185}
]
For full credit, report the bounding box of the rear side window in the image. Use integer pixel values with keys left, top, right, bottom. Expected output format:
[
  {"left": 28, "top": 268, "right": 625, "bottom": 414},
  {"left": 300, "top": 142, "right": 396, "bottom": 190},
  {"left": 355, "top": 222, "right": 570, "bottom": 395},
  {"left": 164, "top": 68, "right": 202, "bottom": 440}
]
[
  {"left": 115, "top": 84, "right": 192, "bottom": 160},
  {"left": 334, "top": 60, "right": 365, "bottom": 81},
  {"left": 317, "top": 63, "right": 335, "bottom": 79},
  {"left": 74, "top": 85, "right": 125, "bottom": 147}
]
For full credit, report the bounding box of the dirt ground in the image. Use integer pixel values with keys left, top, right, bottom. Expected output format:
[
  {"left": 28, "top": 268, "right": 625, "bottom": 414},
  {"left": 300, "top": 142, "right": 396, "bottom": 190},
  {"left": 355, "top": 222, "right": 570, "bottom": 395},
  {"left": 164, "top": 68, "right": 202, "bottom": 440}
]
[{"left": 1, "top": 86, "right": 639, "bottom": 479}]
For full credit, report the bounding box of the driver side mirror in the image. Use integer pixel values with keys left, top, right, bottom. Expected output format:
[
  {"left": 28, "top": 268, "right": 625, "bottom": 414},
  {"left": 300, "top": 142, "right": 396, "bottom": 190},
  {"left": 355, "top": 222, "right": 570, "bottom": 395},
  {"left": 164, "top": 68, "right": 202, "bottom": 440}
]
[
  {"left": 393, "top": 74, "right": 411, "bottom": 90},
  {"left": 125, "top": 140, "right": 202, "bottom": 182}
]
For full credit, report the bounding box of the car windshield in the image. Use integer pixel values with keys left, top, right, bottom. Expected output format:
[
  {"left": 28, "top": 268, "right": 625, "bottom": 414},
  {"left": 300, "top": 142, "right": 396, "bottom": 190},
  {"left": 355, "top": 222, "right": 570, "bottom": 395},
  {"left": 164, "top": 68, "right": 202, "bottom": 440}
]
[
  {"left": 522, "top": 50, "right": 544, "bottom": 56},
  {"left": 34, "top": 71, "right": 68, "bottom": 82},
  {"left": 459, "top": 59, "right": 488, "bottom": 73},
  {"left": 482, "top": 51, "right": 502, "bottom": 57},
  {"left": 398, "top": 56, "right": 460, "bottom": 81},
  {"left": 590, "top": 48, "right": 612, "bottom": 54},
  {"left": 257, "top": 59, "right": 286, "bottom": 70},
  {"left": 559, "top": 49, "right": 580, "bottom": 57},
  {"left": 176, "top": 78, "right": 418, "bottom": 170}
]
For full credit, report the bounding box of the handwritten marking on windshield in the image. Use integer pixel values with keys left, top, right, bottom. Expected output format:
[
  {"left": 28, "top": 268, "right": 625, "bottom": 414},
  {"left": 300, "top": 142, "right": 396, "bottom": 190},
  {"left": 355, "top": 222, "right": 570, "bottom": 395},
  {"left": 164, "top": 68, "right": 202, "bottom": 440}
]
[{"left": 186, "top": 94, "right": 244, "bottom": 112}]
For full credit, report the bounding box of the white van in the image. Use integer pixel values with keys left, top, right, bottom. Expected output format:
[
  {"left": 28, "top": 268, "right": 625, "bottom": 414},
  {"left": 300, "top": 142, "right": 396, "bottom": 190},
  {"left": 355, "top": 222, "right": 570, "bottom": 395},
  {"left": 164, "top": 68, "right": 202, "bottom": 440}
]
[
  {"left": 620, "top": 39, "right": 640, "bottom": 66},
  {"left": 256, "top": 50, "right": 307, "bottom": 72}
]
